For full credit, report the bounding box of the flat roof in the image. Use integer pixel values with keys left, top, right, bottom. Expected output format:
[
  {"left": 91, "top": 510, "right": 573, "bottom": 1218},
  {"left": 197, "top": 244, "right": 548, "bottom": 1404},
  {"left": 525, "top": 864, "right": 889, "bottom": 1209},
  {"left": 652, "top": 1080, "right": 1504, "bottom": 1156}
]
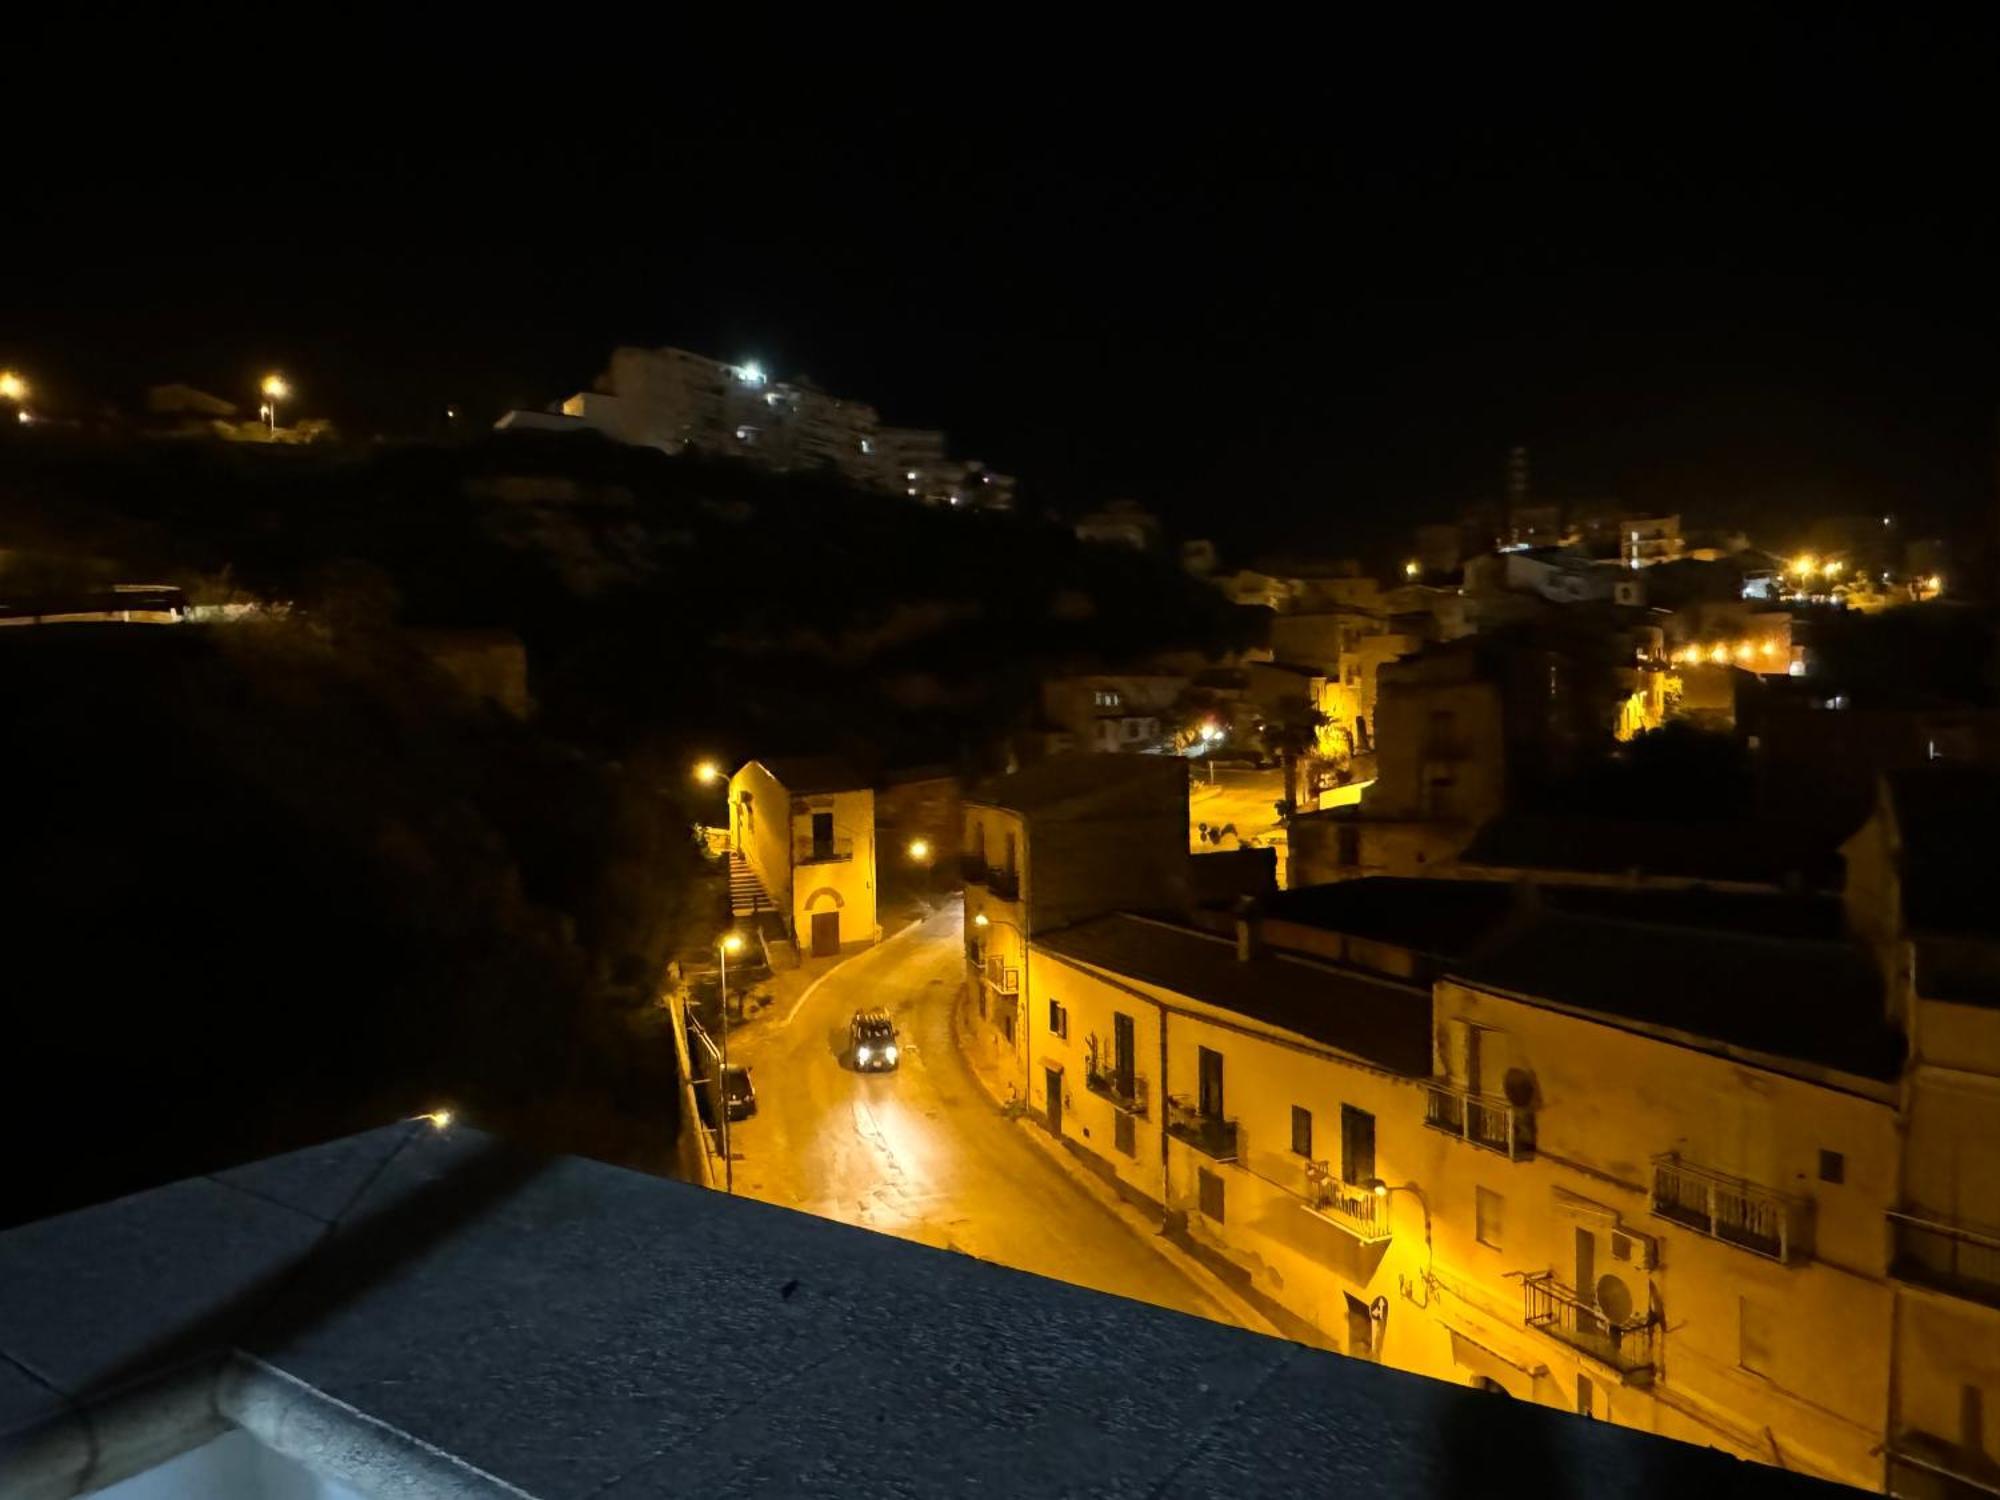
[
  {"left": 1453, "top": 910, "right": 1901, "bottom": 1082},
  {"left": 1037, "top": 914, "right": 1432, "bottom": 1074},
  {"left": 969, "top": 754, "right": 1186, "bottom": 815}
]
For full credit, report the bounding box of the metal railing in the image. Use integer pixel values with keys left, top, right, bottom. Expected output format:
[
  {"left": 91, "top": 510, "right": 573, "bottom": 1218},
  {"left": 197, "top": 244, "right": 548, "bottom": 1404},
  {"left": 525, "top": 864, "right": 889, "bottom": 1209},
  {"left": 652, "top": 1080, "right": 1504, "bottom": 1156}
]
[
  {"left": 1423, "top": 1080, "right": 1534, "bottom": 1160},
  {"left": 1651, "top": 1155, "right": 1810, "bottom": 1264},
  {"left": 1891, "top": 1210, "right": 2000, "bottom": 1311},
  {"left": 986, "top": 865, "right": 1021, "bottom": 900},
  {"left": 983, "top": 956, "right": 1020, "bottom": 997},
  {"left": 794, "top": 835, "right": 854, "bottom": 865},
  {"left": 1084, "top": 1065, "right": 1148, "bottom": 1117},
  {"left": 1522, "top": 1271, "right": 1657, "bottom": 1379},
  {"left": 1165, "top": 1097, "right": 1239, "bottom": 1162},
  {"left": 1302, "top": 1160, "right": 1389, "bottom": 1243}
]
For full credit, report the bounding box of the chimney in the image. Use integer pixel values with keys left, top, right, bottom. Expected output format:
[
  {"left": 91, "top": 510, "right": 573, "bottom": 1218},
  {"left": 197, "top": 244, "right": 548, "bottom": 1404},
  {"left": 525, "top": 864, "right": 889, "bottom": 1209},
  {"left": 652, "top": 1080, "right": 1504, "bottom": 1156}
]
[{"left": 1234, "top": 911, "right": 1261, "bottom": 963}]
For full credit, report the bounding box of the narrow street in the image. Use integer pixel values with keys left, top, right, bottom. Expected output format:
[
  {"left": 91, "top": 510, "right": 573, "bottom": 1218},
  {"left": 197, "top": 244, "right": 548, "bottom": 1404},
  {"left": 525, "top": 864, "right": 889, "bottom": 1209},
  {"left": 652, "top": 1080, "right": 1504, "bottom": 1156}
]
[
  {"left": 727, "top": 901, "right": 1222, "bottom": 1322},
  {"left": 1189, "top": 763, "right": 1287, "bottom": 856}
]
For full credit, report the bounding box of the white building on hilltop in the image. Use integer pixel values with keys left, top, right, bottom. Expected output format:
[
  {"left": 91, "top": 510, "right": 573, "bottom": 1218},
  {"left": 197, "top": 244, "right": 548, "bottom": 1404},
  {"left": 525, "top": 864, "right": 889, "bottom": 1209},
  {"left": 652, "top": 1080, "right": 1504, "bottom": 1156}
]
[{"left": 524, "top": 345, "right": 1014, "bottom": 509}]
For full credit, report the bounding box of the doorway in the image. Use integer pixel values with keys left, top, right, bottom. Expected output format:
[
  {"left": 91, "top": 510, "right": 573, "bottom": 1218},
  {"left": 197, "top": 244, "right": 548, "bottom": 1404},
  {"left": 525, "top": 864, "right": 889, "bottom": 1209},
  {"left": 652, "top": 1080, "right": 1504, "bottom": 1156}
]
[
  {"left": 1044, "top": 1066, "right": 1064, "bottom": 1137},
  {"left": 811, "top": 811, "right": 835, "bottom": 861},
  {"left": 810, "top": 909, "right": 841, "bottom": 956},
  {"left": 1345, "top": 1294, "right": 1376, "bottom": 1361},
  {"left": 1198, "top": 1046, "right": 1224, "bottom": 1119}
]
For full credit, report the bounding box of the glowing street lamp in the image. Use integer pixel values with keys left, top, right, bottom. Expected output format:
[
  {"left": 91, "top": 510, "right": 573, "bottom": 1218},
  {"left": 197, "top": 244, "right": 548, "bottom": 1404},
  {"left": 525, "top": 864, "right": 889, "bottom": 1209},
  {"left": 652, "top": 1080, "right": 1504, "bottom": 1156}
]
[
  {"left": 907, "top": 837, "right": 932, "bottom": 863},
  {"left": 1403, "top": 560, "right": 1421, "bottom": 580},
  {"left": 694, "top": 760, "right": 721, "bottom": 785},
  {"left": 0, "top": 370, "right": 27, "bottom": 404},
  {"left": 411, "top": 1107, "right": 453, "bottom": 1130},
  {"left": 260, "top": 373, "right": 289, "bottom": 433}
]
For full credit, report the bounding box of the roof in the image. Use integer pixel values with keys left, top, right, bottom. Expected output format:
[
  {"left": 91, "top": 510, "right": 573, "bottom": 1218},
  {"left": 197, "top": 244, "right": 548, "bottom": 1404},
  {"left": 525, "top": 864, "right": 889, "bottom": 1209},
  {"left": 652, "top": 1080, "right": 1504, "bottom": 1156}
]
[
  {"left": 0, "top": 1124, "right": 1844, "bottom": 1500},
  {"left": 1037, "top": 914, "right": 1432, "bottom": 1074},
  {"left": 1886, "top": 766, "right": 2000, "bottom": 938},
  {"left": 750, "top": 755, "right": 869, "bottom": 795},
  {"left": 1265, "top": 877, "right": 1848, "bottom": 960},
  {"left": 1455, "top": 911, "right": 1902, "bottom": 1082},
  {"left": 969, "top": 754, "right": 1187, "bottom": 815},
  {"left": 1459, "top": 813, "right": 1841, "bottom": 889}
]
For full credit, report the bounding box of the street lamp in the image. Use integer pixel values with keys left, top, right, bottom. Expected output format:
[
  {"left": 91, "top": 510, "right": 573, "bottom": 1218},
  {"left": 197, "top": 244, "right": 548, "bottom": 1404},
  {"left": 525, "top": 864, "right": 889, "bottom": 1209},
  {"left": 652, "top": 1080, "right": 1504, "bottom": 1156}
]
[
  {"left": 971, "top": 911, "right": 1032, "bottom": 1106},
  {"left": 0, "top": 370, "right": 27, "bottom": 404},
  {"left": 907, "top": 837, "right": 932, "bottom": 863},
  {"left": 717, "top": 931, "right": 746, "bottom": 1194},
  {"left": 693, "top": 760, "right": 721, "bottom": 785},
  {"left": 1403, "top": 559, "right": 1421, "bottom": 580},
  {"left": 260, "top": 374, "right": 289, "bottom": 434},
  {"left": 1367, "top": 1178, "right": 1436, "bottom": 1305}
]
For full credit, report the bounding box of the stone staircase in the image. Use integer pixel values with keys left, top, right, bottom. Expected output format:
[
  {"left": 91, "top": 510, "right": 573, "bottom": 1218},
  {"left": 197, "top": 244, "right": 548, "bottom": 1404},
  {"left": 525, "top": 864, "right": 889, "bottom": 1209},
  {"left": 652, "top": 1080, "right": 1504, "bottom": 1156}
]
[{"left": 728, "top": 850, "right": 778, "bottom": 918}]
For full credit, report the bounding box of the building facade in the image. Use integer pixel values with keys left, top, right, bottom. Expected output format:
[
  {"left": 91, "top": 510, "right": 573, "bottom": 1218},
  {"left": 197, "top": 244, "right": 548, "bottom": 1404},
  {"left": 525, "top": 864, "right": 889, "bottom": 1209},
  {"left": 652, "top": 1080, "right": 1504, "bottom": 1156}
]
[{"left": 728, "top": 758, "right": 878, "bottom": 956}]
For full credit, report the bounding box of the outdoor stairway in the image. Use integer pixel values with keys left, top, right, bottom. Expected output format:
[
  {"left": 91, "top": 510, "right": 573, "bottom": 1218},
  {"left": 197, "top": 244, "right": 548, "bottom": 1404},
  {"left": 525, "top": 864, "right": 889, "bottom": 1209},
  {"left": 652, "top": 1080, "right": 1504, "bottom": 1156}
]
[{"left": 728, "top": 850, "right": 778, "bottom": 918}]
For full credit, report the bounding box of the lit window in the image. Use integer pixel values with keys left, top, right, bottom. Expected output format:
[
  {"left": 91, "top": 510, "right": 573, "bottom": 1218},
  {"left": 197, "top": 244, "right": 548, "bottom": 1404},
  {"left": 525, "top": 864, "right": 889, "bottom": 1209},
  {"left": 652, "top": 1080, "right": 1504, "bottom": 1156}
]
[
  {"left": 906, "top": 470, "right": 918, "bottom": 480},
  {"left": 860, "top": 439, "right": 873, "bottom": 454}
]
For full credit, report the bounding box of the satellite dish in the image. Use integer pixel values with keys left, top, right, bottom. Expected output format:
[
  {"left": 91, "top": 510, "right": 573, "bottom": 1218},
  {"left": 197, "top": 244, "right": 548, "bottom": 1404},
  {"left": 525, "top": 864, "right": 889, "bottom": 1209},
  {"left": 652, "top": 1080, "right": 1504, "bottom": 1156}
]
[{"left": 1595, "top": 1274, "right": 1634, "bottom": 1325}]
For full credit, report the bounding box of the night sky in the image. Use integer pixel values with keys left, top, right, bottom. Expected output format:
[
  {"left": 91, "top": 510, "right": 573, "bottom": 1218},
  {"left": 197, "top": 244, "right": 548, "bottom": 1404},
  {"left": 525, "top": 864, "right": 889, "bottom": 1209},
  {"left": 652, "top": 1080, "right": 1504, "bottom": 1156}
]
[{"left": 9, "top": 28, "right": 1996, "bottom": 554}]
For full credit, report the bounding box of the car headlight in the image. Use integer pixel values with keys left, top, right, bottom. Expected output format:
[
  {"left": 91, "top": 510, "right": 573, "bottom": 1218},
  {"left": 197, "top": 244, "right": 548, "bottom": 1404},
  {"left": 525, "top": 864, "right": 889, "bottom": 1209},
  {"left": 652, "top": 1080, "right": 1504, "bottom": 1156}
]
[
  {"left": 884, "top": 1045, "right": 899, "bottom": 1064},
  {"left": 856, "top": 1046, "right": 872, "bottom": 1064}
]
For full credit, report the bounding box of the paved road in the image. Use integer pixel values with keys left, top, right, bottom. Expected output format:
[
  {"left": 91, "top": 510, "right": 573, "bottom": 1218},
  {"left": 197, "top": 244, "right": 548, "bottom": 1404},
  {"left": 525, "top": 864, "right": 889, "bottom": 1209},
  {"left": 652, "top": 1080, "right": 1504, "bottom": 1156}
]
[
  {"left": 1190, "top": 764, "right": 1287, "bottom": 855},
  {"left": 728, "top": 902, "right": 1222, "bottom": 1322}
]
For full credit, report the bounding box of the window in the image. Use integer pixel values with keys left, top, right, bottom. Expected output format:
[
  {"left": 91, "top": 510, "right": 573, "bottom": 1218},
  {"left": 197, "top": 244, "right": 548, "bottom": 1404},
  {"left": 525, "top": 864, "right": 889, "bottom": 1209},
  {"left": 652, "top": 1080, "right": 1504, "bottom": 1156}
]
[
  {"left": 1340, "top": 1105, "right": 1376, "bottom": 1185},
  {"left": 1740, "top": 1297, "right": 1774, "bottom": 1376},
  {"left": 1476, "top": 1187, "right": 1504, "bottom": 1249},
  {"left": 1197, "top": 1047, "right": 1225, "bottom": 1119},
  {"left": 1290, "top": 1106, "right": 1313, "bottom": 1158},
  {"left": 1819, "top": 1149, "right": 1845, "bottom": 1185},
  {"left": 1576, "top": 1374, "right": 1596, "bottom": 1419},
  {"left": 1047, "top": 999, "right": 1068, "bottom": 1040},
  {"left": 1336, "top": 824, "right": 1360, "bottom": 867},
  {"left": 1115, "top": 1111, "right": 1136, "bottom": 1157},
  {"left": 1001, "top": 1011, "right": 1015, "bottom": 1044},
  {"left": 1198, "top": 1167, "right": 1224, "bottom": 1222},
  {"left": 1112, "top": 1012, "right": 1135, "bottom": 1091}
]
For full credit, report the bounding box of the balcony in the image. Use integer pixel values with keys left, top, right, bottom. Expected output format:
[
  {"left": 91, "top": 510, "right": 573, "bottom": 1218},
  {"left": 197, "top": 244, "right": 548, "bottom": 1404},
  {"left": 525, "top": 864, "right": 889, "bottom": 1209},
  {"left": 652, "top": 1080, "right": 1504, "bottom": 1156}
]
[
  {"left": 959, "top": 851, "right": 988, "bottom": 885},
  {"left": 985, "top": 865, "right": 1021, "bottom": 900},
  {"left": 795, "top": 835, "right": 855, "bottom": 866},
  {"left": 1891, "top": 1209, "right": 2000, "bottom": 1310},
  {"left": 1651, "top": 1155, "right": 1810, "bottom": 1264},
  {"left": 1301, "top": 1160, "right": 1390, "bottom": 1244},
  {"left": 1423, "top": 1081, "right": 1534, "bottom": 1160},
  {"left": 1165, "top": 1097, "right": 1239, "bottom": 1162},
  {"left": 1522, "top": 1270, "right": 1658, "bottom": 1382},
  {"left": 983, "top": 956, "right": 1021, "bottom": 997},
  {"left": 1084, "top": 1064, "right": 1149, "bottom": 1117}
]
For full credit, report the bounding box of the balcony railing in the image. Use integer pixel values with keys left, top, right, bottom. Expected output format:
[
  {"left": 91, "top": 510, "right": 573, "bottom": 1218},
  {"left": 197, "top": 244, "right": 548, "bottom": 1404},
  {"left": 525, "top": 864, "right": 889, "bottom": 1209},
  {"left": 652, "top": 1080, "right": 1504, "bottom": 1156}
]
[
  {"left": 1891, "top": 1210, "right": 2000, "bottom": 1311},
  {"left": 1424, "top": 1081, "right": 1534, "bottom": 1160},
  {"left": 1651, "top": 1155, "right": 1810, "bottom": 1264},
  {"left": 1522, "top": 1270, "right": 1657, "bottom": 1381},
  {"left": 959, "top": 852, "right": 988, "bottom": 885},
  {"left": 1302, "top": 1160, "right": 1390, "bottom": 1244},
  {"left": 983, "top": 956, "right": 1021, "bottom": 997},
  {"left": 795, "top": 835, "right": 854, "bottom": 865},
  {"left": 986, "top": 865, "right": 1021, "bottom": 900},
  {"left": 1165, "top": 1097, "right": 1239, "bottom": 1162},
  {"left": 1084, "top": 1064, "right": 1148, "bottom": 1117}
]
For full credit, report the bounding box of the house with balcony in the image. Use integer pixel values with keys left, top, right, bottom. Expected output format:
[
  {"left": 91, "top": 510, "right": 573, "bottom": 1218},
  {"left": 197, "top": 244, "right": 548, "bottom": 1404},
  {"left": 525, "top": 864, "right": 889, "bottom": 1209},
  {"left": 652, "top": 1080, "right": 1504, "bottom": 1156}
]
[
  {"left": 1427, "top": 901, "right": 1903, "bottom": 1489},
  {"left": 1027, "top": 911, "right": 1433, "bottom": 1353},
  {"left": 959, "top": 756, "right": 1188, "bottom": 1089},
  {"left": 1844, "top": 767, "right": 2000, "bottom": 1496},
  {"left": 727, "top": 757, "right": 877, "bottom": 956}
]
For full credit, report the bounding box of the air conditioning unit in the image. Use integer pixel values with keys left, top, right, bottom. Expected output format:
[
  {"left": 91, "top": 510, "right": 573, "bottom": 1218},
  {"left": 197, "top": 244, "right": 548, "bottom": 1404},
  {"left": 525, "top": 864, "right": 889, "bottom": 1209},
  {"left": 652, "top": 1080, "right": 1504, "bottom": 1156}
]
[{"left": 1611, "top": 1227, "right": 1658, "bottom": 1271}]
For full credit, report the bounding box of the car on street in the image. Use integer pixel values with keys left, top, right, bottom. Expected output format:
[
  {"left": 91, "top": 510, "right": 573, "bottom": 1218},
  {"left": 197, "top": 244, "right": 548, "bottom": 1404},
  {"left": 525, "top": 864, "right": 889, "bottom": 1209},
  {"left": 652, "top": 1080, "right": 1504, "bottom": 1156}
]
[
  {"left": 848, "top": 1009, "right": 901, "bottom": 1072},
  {"left": 721, "top": 1063, "right": 757, "bottom": 1120}
]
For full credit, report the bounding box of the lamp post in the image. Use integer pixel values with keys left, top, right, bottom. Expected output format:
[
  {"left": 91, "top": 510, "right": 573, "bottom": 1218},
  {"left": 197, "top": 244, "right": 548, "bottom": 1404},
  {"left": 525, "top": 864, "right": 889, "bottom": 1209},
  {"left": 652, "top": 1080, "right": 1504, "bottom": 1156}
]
[
  {"left": 972, "top": 911, "right": 1032, "bottom": 1107},
  {"left": 1368, "top": 1178, "right": 1436, "bottom": 1306},
  {"left": 260, "top": 374, "right": 289, "bottom": 435},
  {"left": 718, "top": 931, "right": 745, "bottom": 1194}
]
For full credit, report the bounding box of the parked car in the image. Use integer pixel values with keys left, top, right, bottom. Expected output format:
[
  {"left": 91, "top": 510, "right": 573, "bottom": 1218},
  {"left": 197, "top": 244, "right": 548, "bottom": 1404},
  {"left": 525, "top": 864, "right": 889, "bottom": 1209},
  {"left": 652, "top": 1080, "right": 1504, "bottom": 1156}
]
[
  {"left": 721, "top": 1064, "right": 757, "bottom": 1120},
  {"left": 848, "top": 1010, "right": 901, "bottom": 1072}
]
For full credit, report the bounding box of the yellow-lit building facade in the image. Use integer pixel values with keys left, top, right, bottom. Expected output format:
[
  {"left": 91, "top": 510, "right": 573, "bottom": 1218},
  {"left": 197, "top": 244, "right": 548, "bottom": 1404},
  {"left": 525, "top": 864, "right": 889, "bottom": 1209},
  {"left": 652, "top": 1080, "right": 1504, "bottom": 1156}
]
[
  {"left": 729, "top": 759, "right": 877, "bottom": 956},
  {"left": 1022, "top": 904, "right": 1910, "bottom": 1493}
]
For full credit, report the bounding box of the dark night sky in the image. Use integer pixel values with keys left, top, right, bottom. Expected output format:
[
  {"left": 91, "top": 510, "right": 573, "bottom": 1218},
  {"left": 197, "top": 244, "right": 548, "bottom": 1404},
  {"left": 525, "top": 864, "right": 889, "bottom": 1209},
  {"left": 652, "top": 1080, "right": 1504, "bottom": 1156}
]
[{"left": 7, "top": 26, "right": 1997, "bottom": 555}]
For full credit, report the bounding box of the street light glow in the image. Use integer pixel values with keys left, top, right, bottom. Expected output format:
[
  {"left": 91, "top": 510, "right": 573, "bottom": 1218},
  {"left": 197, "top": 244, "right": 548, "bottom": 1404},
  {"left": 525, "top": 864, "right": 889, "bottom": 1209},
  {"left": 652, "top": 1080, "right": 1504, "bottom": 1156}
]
[
  {"left": 418, "top": 1108, "right": 453, "bottom": 1130},
  {"left": 1404, "top": 560, "right": 1420, "bottom": 579},
  {"left": 694, "top": 760, "right": 721, "bottom": 784},
  {"left": 1792, "top": 554, "right": 1816, "bottom": 576},
  {"left": 261, "top": 374, "right": 289, "bottom": 400},
  {"left": 720, "top": 932, "right": 746, "bottom": 955},
  {"left": 0, "top": 371, "right": 27, "bottom": 402},
  {"left": 907, "top": 838, "right": 931, "bottom": 861},
  {"left": 973, "top": 913, "right": 990, "bottom": 928}
]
